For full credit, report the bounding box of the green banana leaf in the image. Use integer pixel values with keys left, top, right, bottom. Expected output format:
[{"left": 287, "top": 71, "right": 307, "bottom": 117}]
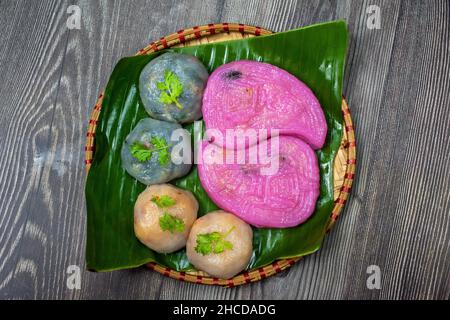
[{"left": 85, "top": 20, "right": 348, "bottom": 272}]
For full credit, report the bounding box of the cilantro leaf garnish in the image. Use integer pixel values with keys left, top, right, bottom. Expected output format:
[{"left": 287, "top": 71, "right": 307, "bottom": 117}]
[
  {"left": 195, "top": 226, "right": 235, "bottom": 255},
  {"left": 157, "top": 70, "right": 184, "bottom": 109},
  {"left": 129, "top": 136, "right": 171, "bottom": 165},
  {"left": 130, "top": 142, "right": 153, "bottom": 162},
  {"left": 150, "top": 136, "right": 171, "bottom": 165},
  {"left": 151, "top": 195, "right": 176, "bottom": 208},
  {"left": 159, "top": 212, "right": 185, "bottom": 234}
]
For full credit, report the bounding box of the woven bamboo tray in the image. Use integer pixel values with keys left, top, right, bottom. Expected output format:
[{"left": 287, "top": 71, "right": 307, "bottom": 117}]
[{"left": 85, "top": 23, "right": 356, "bottom": 287}]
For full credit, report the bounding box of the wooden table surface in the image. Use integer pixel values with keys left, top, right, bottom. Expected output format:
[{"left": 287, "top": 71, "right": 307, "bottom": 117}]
[{"left": 0, "top": 0, "right": 448, "bottom": 300}]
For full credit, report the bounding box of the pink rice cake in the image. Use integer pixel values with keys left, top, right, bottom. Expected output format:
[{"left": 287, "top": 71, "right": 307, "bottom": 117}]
[
  {"left": 197, "top": 136, "right": 320, "bottom": 228},
  {"left": 202, "top": 60, "right": 327, "bottom": 150}
]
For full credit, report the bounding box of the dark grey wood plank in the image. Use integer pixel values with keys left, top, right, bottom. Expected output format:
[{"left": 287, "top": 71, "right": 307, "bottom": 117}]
[
  {"left": 0, "top": 0, "right": 448, "bottom": 300},
  {"left": 0, "top": 0, "right": 72, "bottom": 299}
]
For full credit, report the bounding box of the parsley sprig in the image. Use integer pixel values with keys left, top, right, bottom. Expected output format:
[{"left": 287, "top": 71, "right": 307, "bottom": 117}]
[
  {"left": 153, "top": 195, "right": 184, "bottom": 234},
  {"left": 195, "top": 226, "right": 235, "bottom": 255},
  {"left": 159, "top": 212, "right": 185, "bottom": 234},
  {"left": 130, "top": 136, "right": 171, "bottom": 165},
  {"left": 157, "top": 70, "right": 184, "bottom": 109},
  {"left": 151, "top": 195, "right": 176, "bottom": 208}
]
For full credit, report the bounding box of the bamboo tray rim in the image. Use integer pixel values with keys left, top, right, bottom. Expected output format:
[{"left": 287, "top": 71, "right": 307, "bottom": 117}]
[{"left": 84, "top": 23, "right": 356, "bottom": 288}]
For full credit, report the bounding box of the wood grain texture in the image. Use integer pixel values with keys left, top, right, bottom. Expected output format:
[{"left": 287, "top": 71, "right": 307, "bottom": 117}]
[{"left": 0, "top": 0, "right": 448, "bottom": 300}]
